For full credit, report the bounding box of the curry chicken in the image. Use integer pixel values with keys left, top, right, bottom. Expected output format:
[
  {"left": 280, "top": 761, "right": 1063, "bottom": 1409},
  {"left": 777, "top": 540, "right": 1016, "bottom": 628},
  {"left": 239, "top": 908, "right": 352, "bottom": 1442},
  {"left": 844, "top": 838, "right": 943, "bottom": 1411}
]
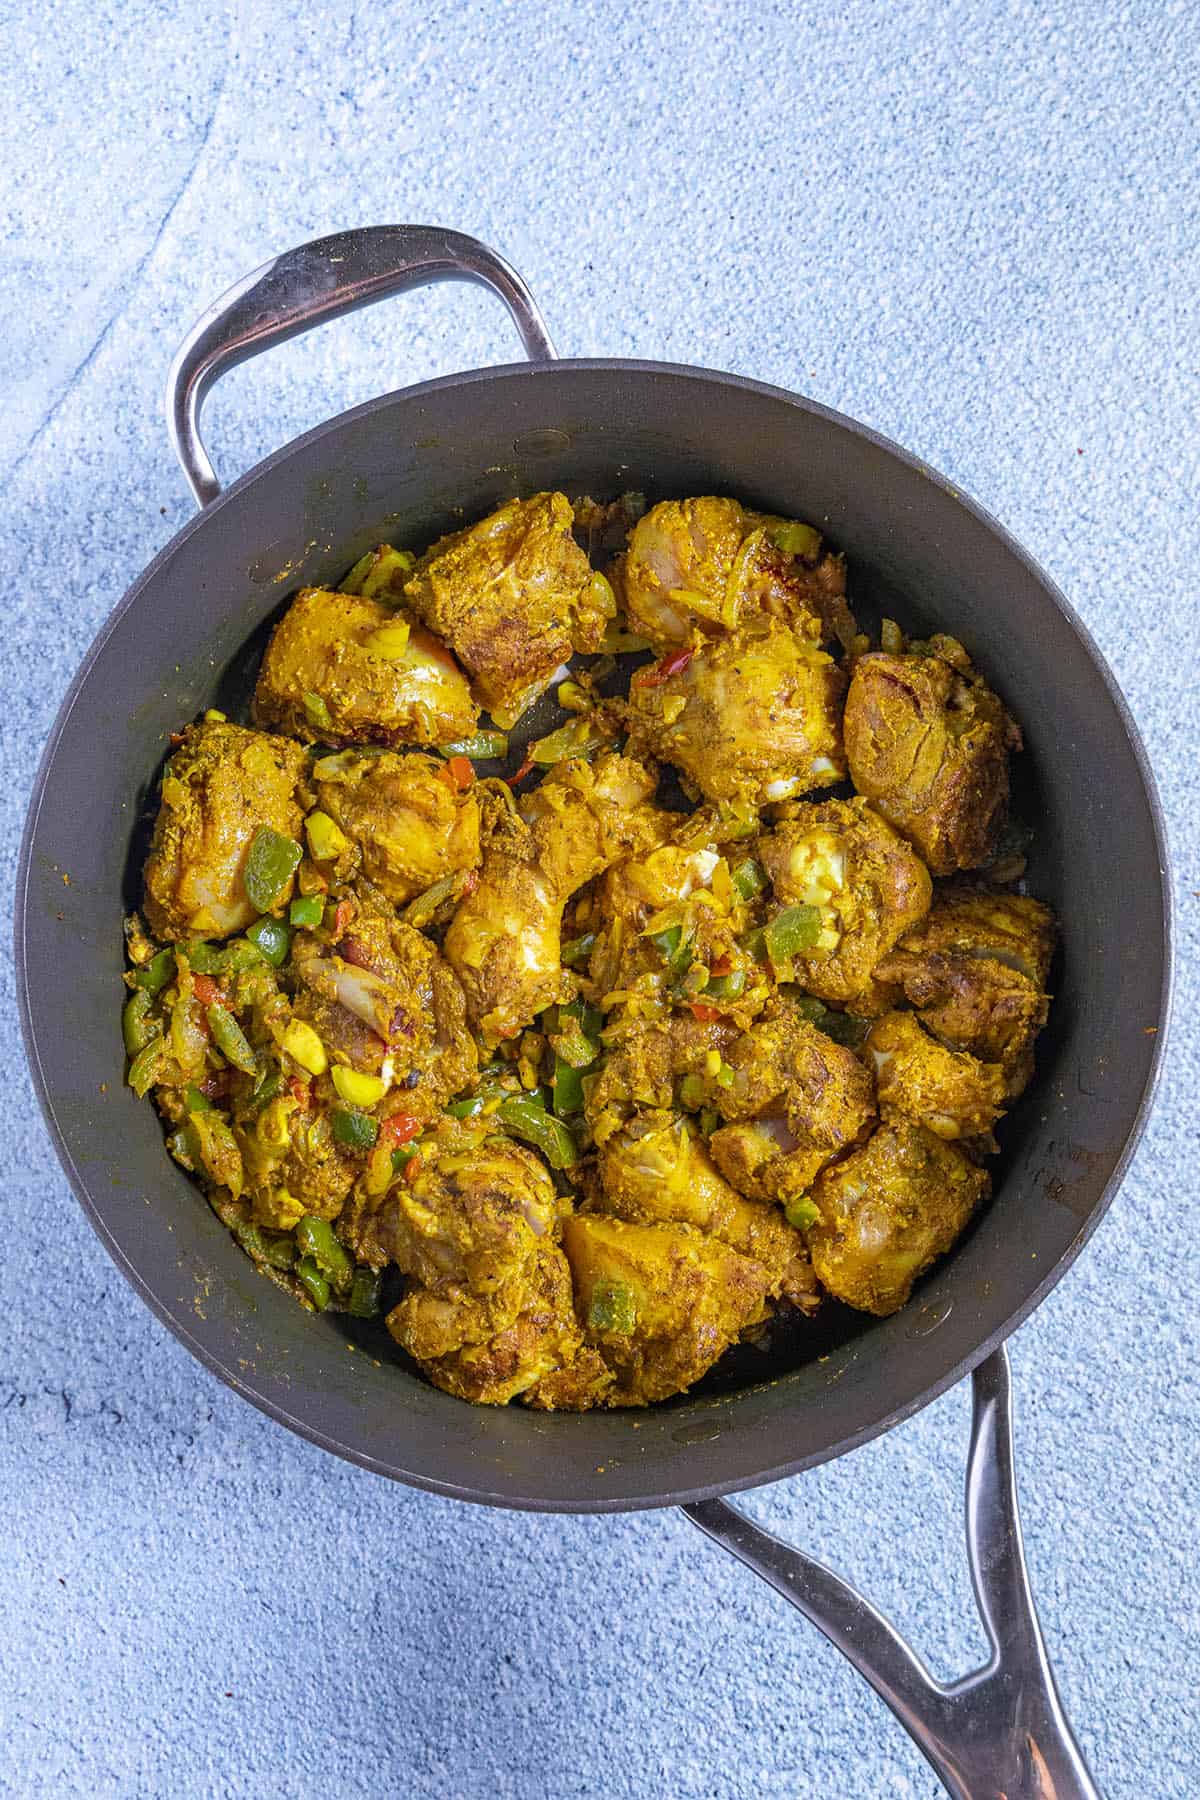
[{"left": 122, "top": 490, "right": 1055, "bottom": 1409}]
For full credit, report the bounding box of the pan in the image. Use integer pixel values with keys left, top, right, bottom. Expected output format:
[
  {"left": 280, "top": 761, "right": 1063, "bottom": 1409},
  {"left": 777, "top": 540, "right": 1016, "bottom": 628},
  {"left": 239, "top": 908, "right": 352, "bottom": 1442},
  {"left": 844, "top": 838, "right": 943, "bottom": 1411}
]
[{"left": 16, "top": 226, "right": 1172, "bottom": 1799}]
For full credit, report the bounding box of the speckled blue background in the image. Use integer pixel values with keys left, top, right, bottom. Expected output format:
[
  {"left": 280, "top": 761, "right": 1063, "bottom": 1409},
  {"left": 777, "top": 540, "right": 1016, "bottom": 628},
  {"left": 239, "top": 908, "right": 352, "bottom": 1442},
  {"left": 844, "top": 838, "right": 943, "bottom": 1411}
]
[{"left": 3, "top": 3, "right": 1197, "bottom": 1794}]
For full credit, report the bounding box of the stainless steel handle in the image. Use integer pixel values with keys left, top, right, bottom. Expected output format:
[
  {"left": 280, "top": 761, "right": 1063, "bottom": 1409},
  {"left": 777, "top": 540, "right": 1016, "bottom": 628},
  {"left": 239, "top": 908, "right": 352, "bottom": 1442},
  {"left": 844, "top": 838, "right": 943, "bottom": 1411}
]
[
  {"left": 684, "top": 1349, "right": 1100, "bottom": 1800},
  {"left": 166, "top": 225, "right": 557, "bottom": 507}
]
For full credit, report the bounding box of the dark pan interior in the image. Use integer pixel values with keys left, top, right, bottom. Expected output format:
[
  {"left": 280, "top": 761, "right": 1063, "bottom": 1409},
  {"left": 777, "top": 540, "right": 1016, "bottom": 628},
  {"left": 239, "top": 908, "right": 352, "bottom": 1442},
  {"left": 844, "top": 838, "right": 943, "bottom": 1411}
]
[{"left": 17, "top": 361, "right": 1170, "bottom": 1511}]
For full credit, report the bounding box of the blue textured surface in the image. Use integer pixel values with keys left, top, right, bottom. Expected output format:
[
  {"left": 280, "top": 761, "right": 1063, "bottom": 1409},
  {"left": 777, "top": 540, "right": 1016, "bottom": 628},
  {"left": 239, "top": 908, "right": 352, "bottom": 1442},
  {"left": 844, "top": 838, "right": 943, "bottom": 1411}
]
[{"left": 3, "top": 3, "right": 1197, "bottom": 1794}]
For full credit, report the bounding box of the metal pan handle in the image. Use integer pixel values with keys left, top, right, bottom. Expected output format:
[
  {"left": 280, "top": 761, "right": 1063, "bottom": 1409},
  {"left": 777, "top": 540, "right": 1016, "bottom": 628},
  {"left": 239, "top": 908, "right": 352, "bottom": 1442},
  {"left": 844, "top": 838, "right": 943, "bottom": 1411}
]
[
  {"left": 166, "top": 225, "right": 557, "bottom": 508},
  {"left": 685, "top": 1349, "right": 1100, "bottom": 1800}
]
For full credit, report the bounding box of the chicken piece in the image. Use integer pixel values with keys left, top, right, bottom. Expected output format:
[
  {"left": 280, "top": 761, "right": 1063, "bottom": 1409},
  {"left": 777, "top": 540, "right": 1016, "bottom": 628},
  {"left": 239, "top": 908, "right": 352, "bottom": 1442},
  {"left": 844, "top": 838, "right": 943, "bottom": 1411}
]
[
  {"left": 312, "top": 749, "right": 480, "bottom": 905},
  {"left": 402, "top": 492, "right": 611, "bottom": 724},
  {"left": 808, "top": 1121, "right": 989, "bottom": 1315},
  {"left": 757, "top": 798, "right": 932, "bottom": 1009},
  {"left": 627, "top": 622, "right": 846, "bottom": 811},
  {"left": 584, "top": 1011, "right": 736, "bottom": 1143},
  {"left": 561, "top": 1213, "right": 774, "bottom": 1406},
  {"left": 292, "top": 894, "right": 476, "bottom": 1116},
  {"left": 703, "top": 1001, "right": 877, "bottom": 1203},
  {"left": 444, "top": 753, "right": 661, "bottom": 1045},
  {"left": 253, "top": 587, "right": 478, "bottom": 748},
  {"left": 595, "top": 1112, "right": 818, "bottom": 1309},
  {"left": 864, "top": 1010, "right": 1007, "bottom": 1141},
  {"left": 143, "top": 719, "right": 307, "bottom": 941},
  {"left": 874, "top": 885, "right": 1055, "bottom": 1096},
  {"left": 844, "top": 643, "right": 1022, "bottom": 875},
  {"left": 587, "top": 830, "right": 765, "bottom": 1026},
  {"left": 364, "top": 1135, "right": 588, "bottom": 1405},
  {"left": 617, "top": 496, "right": 853, "bottom": 651},
  {"left": 235, "top": 1092, "right": 357, "bottom": 1228}
]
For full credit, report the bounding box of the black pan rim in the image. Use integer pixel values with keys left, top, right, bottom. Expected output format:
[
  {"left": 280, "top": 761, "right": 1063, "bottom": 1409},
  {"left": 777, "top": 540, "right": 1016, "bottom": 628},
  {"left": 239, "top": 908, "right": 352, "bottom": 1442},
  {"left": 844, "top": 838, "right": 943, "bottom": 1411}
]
[{"left": 15, "top": 356, "right": 1176, "bottom": 1512}]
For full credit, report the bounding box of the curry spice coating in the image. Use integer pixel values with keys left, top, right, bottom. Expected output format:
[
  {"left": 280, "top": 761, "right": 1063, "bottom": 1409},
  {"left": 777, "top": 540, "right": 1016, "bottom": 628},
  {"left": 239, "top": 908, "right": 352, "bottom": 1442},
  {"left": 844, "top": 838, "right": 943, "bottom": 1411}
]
[
  {"left": 127, "top": 485, "right": 1058, "bottom": 1412},
  {"left": 143, "top": 719, "right": 308, "bottom": 941},
  {"left": 844, "top": 638, "right": 1021, "bottom": 874},
  {"left": 402, "top": 491, "right": 612, "bottom": 724},
  {"left": 253, "top": 586, "right": 479, "bottom": 748}
]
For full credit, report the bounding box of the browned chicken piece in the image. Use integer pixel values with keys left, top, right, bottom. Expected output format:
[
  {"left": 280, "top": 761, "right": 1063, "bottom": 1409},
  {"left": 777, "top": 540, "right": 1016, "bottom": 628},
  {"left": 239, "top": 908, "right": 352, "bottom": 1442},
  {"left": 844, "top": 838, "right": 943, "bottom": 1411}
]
[
  {"left": 864, "top": 1010, "right": 1007, "bottom": 1141},
  {"left": 617, "top": 495, "right": 854, "bottom": 651},
  {"left": 809, "top": 1120, "right": 990, "bottom": 1315},
  {"left": 359, "top": 1134, "right": 589, "bottom": 1406},
  {"left": 875, "top": 884, "right": 1055, "bottom": 1097},
  {"left": 627, "top": 622, "right": 846, "bottom": 811},
  {"left": 844, "top": 641, "right": 1022, "bottom": 875},
  {"left": 312, "top": 749, "right": 480, "bottom": 905},
  {"left": 757, "top": 797, "right": 932, "bottom": 1010},
  {"left": 595, "top": 1111, "right": 818, "bottom": 1310},
  {"left": 561, "top": 1212, "right": 774, "bottom": 1406},
  {"left": 703, "top": 1000, "right": 876, "bottom": 1204},
  {"left": 402, "top": 492, "right": 612, "bottom": 724},
  {"left": 253, "top": 587, "right": 479, "bottom": 748},
  {"left": 291, "top": 892, "right": 476, "bottom": 1118},
  {"left": 445, "top": 753, "right": 661, "bottom": 1045},
  {"left": 143, "top": 719, "right": 307, "bottom": 941}
]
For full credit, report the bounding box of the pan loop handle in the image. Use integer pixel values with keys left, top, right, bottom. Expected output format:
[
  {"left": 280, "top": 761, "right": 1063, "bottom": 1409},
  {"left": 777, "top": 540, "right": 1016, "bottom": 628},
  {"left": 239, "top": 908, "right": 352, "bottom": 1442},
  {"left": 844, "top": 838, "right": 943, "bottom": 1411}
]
[
  {"left": 684, "top": 1348, "right": 1101, "bottom": 1800},
  {"left": 165, "top": 225, "right": 557, "bottom": 508}
]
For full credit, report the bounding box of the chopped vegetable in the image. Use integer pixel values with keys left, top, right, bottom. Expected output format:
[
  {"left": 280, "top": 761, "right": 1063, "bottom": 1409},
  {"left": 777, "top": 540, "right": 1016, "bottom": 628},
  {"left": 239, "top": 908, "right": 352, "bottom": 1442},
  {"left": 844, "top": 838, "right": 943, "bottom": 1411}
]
[
  {"left": 552, "top": 1057, "right": 585, "bottom": 1116},
  {"left": 785, "top": 1196, "right": 821, "bottom": 1231},
  {"left": 289, "top": 894, "right": 324, "bottom": 929},
  {"left": 296, "top": 1215, "right": 354, "bottom": 1293},
  {"left": 769, "top": 521, "right": 822, "bottom": 559},
  {"left": 439, "top": 730, "right": 508, "bottom": 760},
  {"left": 331, "top": 1066, "right": 388, "bottom": 1108},
  {"left": 689, "top": 1002, "right": 721, "bottom": 1024},
  {"left": 380, "top": 1113, "right": 422, "bottom": 1147},
  {"left": 235, "top": 1222, "right": 296, "bottom": 1270},
  {"left": 677, "top": 1072, "right": 705, "bottom": 1111},
  {"left": 245, "top": 916, "right": 292, "bottom": 966},
  {"left": 183, "top": 939, "right": 226, "bottom": 974},
  {"left": 244, "top": 826, "right": 304, "bottom": 912},
  {"left": 649, "top": 922, "right": 693, "bottom": 978},
  {"left": 206, "top": 1002, "right": 258, "bottom": 1073},
  {"left": 331, "top": 1108, "right": 379, "bottom": 1150},
  {"left": 706, "top": 969, "right": 746, "bottom": 999},
  {"left": 132, "top": 947, "right": 175, "bottom": 995},
  {"left": 401, "top": 871, "right": 459, "bottom": 928},
  {"left": 391, "top": 1143, "right": 420, "bottom": 1174},
  {"left": 446, "top": 1094, "right": 487, "bottom": 1119},
  {"left": 731, "top": 857, "right": 768, "bottom": 901},
  {"left": 497, "top": 1094, "right": 578, "bottom": 1169},
  {"left": 364, "top": 621, "right": 412, "bottom": 660},
  {"left": 122, "top": 990, "right": 156, "bottom": 1056},
  {"left": 698, "top": 1106, "right": 721, "bottom": 1137},
  {"left": 282, "top": 1019, "right": 327, "bottom": 1076},
  {"left": 296, "top": 1255, "right": 331, "bottom": 1310},
  {"left": 127, "top": 1034, "right": 167, "bottom": 1097},
  {"left": 183, "top": 1083, "right": 213, "bottom": 1114},
  {"left": 530, "top": 717, "right": 608, "bottom": 765},
  {"left": 346, "top": 1267, "right": 382, "bottom": 1318},
  {"left": 340, "top": 543, "right": 415, "bottom": 597},
  {"left": 443, "top": 755, "right": 475, "bottom": 791},
  {"left": 765, "top": 905, "right": 821, "bottom": 962},
  {"left": 561, "top": 931, "right": 596, "bottom": 968},
  {"left": 304, "top": 810, "right": 350, "bottom": 863},
  {"left": 303, "top": 691, "right": 333, "bottom": 732},
  {"left": 635, "top": 646, "right": 694, "bottom": 688},
  {"left": 588, "top": 1278, "right": 636, "bottom": 1334}
]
